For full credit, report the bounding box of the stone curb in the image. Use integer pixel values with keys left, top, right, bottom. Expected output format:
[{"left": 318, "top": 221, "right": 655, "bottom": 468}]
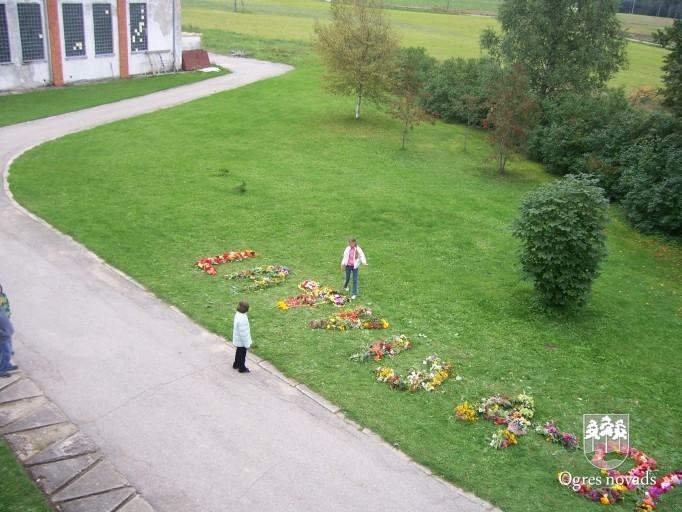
[{"left": 0, "top": 373, "right": 155, "bottom": 512}]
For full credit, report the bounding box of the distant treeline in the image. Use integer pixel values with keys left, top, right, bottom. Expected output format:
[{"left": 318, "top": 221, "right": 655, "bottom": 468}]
[{"left": 619, "top": 0, "right": 682, "bottom": 18}]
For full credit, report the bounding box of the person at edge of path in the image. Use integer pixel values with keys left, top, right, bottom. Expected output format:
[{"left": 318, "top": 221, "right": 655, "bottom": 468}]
[
  {"left": 0, "top": 284, "right": 11, "bottom": 353},
  {"left": 341, "top": 238, "right": 368, "bottom": 300},
  {"left": 0, "top": 284, "right": 10, "bottom": 318},
  {"left": 0, "top": 297, "right": 15, "bottom": 378},
  {"left": 232, "top": 300, "right": 253, "bottom": 374}
]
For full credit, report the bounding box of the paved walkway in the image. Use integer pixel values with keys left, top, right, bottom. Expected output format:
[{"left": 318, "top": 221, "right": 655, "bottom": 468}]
[{"left": 0, "top": 55, "right": 500, "bottom": 512}]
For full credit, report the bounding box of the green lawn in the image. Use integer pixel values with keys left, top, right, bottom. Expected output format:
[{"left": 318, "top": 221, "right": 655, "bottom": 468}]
[
  {"left": 2, "top": 2, "right": 680, "bottom": 511},
  {"left": 0, "top": 441, "right": 51, "bottom": 512},
  {"left": 7, "top": 52, "right": 681, "bottom": 511},
  {"left": 184, "top": 0, "right": 667, "bottom": 89}
]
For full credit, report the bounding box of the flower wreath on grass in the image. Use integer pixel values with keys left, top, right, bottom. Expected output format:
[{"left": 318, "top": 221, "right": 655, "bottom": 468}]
[
  {"left": 376, "top": 353, "right": 455, "bottom": 393},
  {"left": 454, "top": 394, "right": 535, "bottom": 449},
  {"left": 535, "top": 419, "right": 580, "bottom": 450},
  {"left": 564, "top": 443, "right": 658, "bottom": 506},
  {"left": 477, "top": 394, "right": 535, "bottom": 425},
  {"left": 310, "top": 307, "right": 388, "bottom": 331},
  {"left": 636, "top": 470, "right": 682, "bottom": 511},
  {"left": 225, "top": 265, "right": 291, "bottom": 291},
  {"left": 480, "top": 394, "right": 534, "bottom": 449},
  {"left": 454, "top": 401, "right": 478, "bottom": 421},
  {"left": 278, "top": 279, "right": 348, "bottom": 310},
  {"left": 561, "top": 442, "right": 682, "bottom": 509},
  {"left": 349, "top": 334, "right": 412, "bottom": 362},
  {"left": 195, "top": 250, "right": 257, "bottom": 275}
]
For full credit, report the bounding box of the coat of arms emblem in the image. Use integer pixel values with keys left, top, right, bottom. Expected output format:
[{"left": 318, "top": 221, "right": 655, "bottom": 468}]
[{"left": 583, "top": 414, "right": 630, "bottom": 469}]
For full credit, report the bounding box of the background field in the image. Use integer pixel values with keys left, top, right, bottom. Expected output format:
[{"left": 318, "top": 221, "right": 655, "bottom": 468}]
[{"left": 184, "top": 0, "right": 669, "bottom": 90}]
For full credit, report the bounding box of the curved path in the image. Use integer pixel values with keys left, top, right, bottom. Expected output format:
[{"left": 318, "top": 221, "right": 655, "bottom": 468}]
[{"left": 0, "top": 54, "right": 499, "bottom": 512}]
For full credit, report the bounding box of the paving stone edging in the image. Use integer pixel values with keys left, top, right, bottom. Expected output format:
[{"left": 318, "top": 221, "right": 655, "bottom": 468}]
[{"left": 0, "top": 373, "right": 154, "bottom": 512}]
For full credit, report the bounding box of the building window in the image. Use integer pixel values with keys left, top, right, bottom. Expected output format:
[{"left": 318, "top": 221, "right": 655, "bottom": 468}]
[
  {"left": 0, "top": 4, "right": 11, "bottom": 63},
  {"left": 18, "top": 3, "right": 45, "bottom": 62},
  {"left": 129, "top": 3, "right": 147, "bottom": 52},
  {"left": 62, "top": 3, "right": 85, "bottom": 57},
  {"left": 93, "top": 3, "right": 113, "bottom": 55}
]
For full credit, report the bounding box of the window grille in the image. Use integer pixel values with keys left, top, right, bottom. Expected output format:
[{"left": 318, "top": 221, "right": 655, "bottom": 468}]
[
  {"left": 18, "top": 3, "right": 45, "bottom": 62},
  {"left": 129, "top": 3, "right": 147, "bottom": 52},
  {"left": 92, "top": 3, "right": 113, "bottom": 55},
  {"left": 62, "top": 3, "right": 85, "bottom": 57},
  {"left": 0, "top": 4, "right": 10, "bottom": 63}
]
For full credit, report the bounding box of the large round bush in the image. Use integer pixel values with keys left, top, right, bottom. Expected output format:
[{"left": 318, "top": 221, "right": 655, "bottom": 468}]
[{"left": 512, "top": 174, "right": 609, "bottom": 309}]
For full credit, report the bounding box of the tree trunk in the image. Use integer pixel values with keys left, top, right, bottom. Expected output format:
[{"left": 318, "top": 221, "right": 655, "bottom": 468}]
[
  {"left": 498, "top": 140, "right": 506, "bottom": 174},
  {"left": 355, "top": 93, "right": 362, "bottom": 119}
]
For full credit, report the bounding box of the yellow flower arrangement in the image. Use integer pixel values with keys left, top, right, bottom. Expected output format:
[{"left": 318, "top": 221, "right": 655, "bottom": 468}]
[{"left": 455, "top": 401, "right": 478, "bottom": 421}]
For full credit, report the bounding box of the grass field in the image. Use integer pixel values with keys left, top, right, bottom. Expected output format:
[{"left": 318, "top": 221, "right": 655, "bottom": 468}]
[
  {"left": 7, "top": 47, "right": 682, "bottom": 511},
  {"left": 184, "top": 0, "right": 668, "bottom": 89},
  {"left": 0, "top": 441, "right": 51, "bottom": 511},
  {"left": 2, "top": 2, "right": 681, "bottom": 512}
]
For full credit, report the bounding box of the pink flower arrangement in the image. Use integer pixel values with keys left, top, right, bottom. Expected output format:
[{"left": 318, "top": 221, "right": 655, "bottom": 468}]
[
  {"left": 636, "top": 470, "right": 682, "bottom": 511},
  {"left": 535, "top": 420, "right": 580, "bottom": 450}
]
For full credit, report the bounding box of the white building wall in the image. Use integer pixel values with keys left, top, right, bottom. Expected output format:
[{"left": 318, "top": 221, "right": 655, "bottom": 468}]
[
  {"left": 127, "top": 0, "right": 178, "bottom": 76},
  {"left": 60, "top": 1, "right": 120, "bottom": 84},
  {"left": 0, "top": 0, "right": 52, "bottom": 91},
  {"left": 0, "top": 0, "right": 181, "bottom": 92}
]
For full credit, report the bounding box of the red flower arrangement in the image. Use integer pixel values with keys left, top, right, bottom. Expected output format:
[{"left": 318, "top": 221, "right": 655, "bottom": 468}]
[
  {"left": 195, "top": 250, "right": 257, "bottom": 275},
  {"left": 349, "top": 335, "right": 412, "bottom": 362}
]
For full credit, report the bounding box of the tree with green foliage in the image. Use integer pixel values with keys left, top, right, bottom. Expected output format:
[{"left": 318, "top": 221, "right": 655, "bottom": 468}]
[
  {"left": 312, "top": 0, "right": 400, "bottom": 119},
  {"left": 618, "top": 115, "right": 682, "bottom": 237},
  {"left": 386, "top": 47, "right": 436, "bottom": 149},
  {"left": 653, "top": 19, "right": 682, "bottom": 118},
  {"left": 512, "top": 174, "right": 609, "bottom": 309},
  {"left": 482, "top": 64, "right": 539, "bottom": 174},
  {"left": 526, "top": 89, "right": 632, "bottom": 178},
  {"left": 422, "top": 56, "right": 499, "bottom": 126},
  {"left": 480, "top": 0, "right": 628, "bottom": 98}
]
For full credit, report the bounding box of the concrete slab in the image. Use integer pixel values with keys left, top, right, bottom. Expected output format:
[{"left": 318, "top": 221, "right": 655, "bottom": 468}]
[
  {"left": 0, "top": 373, "right": 21, "bottom": 389},
  {"left": 52, "top": 459, "right": 129, "bottom": 502},
  {"left": 56, "top": 487, "right": 135, "bottom": 512},
  {"left": 29, "top": 452, "right": 101, "bottom": 494},
  {"left": 0, "top": 401, "right": 67, "bottom": 434},
  {"left": 0, "top": 378, "right": 43, "bottom": 403},
  {"left": 6, "top": 422, "right": 78, "bottom": 462},
  {"left": 117, "top": 495, "right": 155, "bottom": 512},
  {"left": 0, "top": 395, "right": 47, "bottom": 428},
  {"left": 28, "top": 430, "right": 98, "bottom": 465}
]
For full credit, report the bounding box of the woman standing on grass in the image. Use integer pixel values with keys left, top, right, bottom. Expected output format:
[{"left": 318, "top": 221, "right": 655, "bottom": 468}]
[
  {"left": 341, "top": 238, "right": 368, "bottom": 300},
  {"left": 232, "top": 300, "right": 253, "bottom": 374}
]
